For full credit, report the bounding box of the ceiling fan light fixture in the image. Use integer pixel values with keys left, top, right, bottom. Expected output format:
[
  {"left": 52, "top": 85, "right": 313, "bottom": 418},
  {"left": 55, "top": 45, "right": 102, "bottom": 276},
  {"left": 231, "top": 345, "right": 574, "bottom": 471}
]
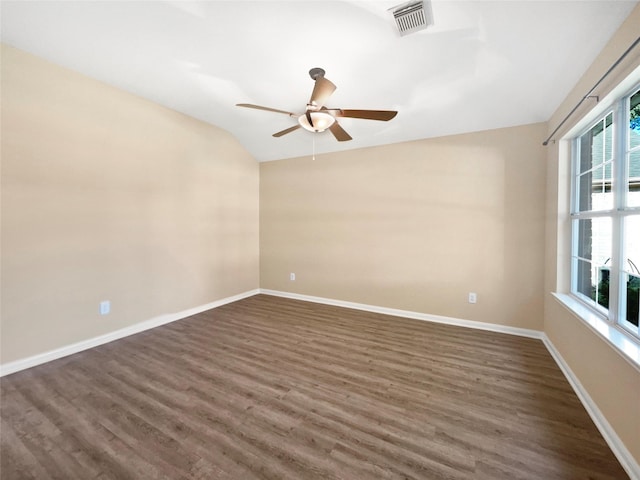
[
  {"left": 298, "top": 111, "right": 335, "bottom": 133},
  {"left": 237, "top": 67, "right": 397, "bottom": 142}
]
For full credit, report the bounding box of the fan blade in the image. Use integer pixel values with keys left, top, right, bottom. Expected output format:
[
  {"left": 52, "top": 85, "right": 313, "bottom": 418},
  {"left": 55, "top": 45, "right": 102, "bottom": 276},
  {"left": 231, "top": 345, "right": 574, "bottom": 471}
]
[
  {"left": 236, "top": 103, "right": 296, "bottom": 117},
  {"left": 324, "top": 109, "right": 398, "bottom": 121},
  {"left": 273, "top": 125, "right": 301, "bottom": 137},
  {"left": 329, "top": 122, "right": 352, "bottom": 142},
  {"left": 309, "top": 76, "right": 336, "bottom": 108}
]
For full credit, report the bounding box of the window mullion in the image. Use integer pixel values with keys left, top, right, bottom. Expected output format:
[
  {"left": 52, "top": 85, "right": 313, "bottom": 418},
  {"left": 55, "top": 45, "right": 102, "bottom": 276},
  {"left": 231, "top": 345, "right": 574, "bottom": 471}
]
[
  {"left": 570, "top": 209, "right": 617, "bottom": 219},
  {"left": 610, "top": 99, "right": 626, "bottom": 323}
]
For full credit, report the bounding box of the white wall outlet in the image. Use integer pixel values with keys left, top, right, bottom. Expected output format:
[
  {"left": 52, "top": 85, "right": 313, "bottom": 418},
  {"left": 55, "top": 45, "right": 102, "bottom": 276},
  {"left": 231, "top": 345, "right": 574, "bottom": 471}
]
[
  {"left": 290, "top": 273, "right": 296, "bottom": 281},
  {"left": 468, "top": 292, "right": 477, "bottom": 304},
  {"left": 100, "top": 300, "right": 111, "bottom": 315}
]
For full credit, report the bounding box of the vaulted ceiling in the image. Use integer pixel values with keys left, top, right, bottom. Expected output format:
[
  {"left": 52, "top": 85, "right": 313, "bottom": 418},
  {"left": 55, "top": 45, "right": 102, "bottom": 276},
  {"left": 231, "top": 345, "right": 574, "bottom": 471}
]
[{"left": 1, "top": 1, "right": 637, "bottom": 161}]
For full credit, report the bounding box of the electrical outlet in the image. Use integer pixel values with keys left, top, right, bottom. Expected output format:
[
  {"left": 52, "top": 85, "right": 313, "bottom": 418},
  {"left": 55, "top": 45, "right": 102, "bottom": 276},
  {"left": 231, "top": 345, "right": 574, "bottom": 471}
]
[
  {"left": 290, "top": 273, "right": 296, "bottom": 281},
  {"left": 468, "top": 292, "right": 477, "bottom": 304},
  {"left": 100, "top": 300, "right": 111, "bottom": 315}
]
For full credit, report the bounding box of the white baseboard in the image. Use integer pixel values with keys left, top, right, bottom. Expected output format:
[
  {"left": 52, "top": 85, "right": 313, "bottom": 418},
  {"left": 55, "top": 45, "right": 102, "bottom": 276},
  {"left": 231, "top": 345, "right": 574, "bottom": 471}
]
[
  {"left": 0, "top": 289, "right": 260, "bottom": 377},
  {"left": 260, "top": 288, "right": 639, "bottom": 479},
  {"left": 542, "top": 334, "right": 640, "bottom": 480},
  {"left": 259, "top": 289, "right": 544, "bottom": 339}
]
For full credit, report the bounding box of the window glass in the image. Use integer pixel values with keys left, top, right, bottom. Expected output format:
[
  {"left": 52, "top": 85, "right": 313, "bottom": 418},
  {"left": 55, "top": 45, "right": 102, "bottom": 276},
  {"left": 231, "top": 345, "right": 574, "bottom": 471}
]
[
  {"left": 623, "top": 216, "right": 640, "bottom": 327},
  {"left": 624, "top": 273, "right": 640, "bottom": 328},
  {"left": 630, "top": 89, "right": 640, "bottom": 207},
  {"left": 576, "top": 258, "right": 594, "bottom": 299},
  {"left": 574, "top": 218, "right": 612, "bottom": 310},
  {"left": 577, "top": 114, "right": 614, "bottom": 211},
  {"left": 630, "top": 88, "right": 640, "bottom": 150},
  {"left": 629, "top": 150, "right": 640, "bottom": 207}
]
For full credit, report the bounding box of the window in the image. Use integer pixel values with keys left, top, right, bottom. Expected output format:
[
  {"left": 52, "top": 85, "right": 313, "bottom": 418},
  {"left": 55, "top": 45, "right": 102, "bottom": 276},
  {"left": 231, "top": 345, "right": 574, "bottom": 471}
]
[{"left": 571, "top": 85, "right": 640, "bottom": 339}]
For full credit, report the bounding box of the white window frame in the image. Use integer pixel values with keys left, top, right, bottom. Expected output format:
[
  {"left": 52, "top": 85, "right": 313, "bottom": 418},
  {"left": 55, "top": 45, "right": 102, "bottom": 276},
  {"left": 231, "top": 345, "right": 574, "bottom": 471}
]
[{"left": 569, "top": 82, "right": 640, "bottom": 342}]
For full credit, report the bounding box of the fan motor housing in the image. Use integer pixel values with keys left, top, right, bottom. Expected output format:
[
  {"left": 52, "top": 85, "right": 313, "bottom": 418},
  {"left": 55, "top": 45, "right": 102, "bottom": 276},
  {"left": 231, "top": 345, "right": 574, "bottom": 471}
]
[{"left": 309, "top": 67, "right": 325, "bottom": 80}]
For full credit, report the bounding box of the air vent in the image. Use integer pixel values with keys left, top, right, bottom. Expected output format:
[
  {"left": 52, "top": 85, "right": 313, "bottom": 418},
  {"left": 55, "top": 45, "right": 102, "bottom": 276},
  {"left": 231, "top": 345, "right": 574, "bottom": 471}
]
[{"left": 391, "top": 0, "right": 433, "bottom": 36}]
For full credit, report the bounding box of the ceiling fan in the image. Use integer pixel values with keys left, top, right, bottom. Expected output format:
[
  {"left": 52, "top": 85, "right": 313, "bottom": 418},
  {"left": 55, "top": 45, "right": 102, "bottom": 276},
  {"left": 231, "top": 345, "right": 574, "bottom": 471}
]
[{"left": 236, "top": 68, "right": 398, "bottom": 142}]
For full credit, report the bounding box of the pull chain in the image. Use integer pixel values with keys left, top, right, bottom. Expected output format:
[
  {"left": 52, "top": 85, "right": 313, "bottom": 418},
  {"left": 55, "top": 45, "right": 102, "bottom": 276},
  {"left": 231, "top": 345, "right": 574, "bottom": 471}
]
[{"left": 312, "top": 135, "right": 316, "bottom": 161}]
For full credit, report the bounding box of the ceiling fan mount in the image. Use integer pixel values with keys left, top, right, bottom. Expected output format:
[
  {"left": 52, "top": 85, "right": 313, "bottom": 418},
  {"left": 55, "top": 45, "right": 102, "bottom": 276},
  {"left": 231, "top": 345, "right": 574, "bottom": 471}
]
[
  {"left": 308, "top": 67, "right": 326, "bottom": 81},
  {"left": 236, "top": 67, "right": 397, "bottom": 142}
]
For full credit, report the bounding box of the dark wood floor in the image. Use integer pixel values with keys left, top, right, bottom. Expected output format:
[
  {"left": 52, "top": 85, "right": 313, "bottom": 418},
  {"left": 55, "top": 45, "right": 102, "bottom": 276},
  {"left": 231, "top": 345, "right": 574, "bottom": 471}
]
[{"left": 1, "top": 294, "right": 628, "bottom": 479}]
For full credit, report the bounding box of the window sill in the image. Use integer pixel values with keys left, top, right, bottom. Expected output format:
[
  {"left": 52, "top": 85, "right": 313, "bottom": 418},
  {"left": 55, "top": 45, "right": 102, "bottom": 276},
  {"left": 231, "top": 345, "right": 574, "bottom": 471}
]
[{"left": 552, "top": 293, "right": 640, "bottom": 372}]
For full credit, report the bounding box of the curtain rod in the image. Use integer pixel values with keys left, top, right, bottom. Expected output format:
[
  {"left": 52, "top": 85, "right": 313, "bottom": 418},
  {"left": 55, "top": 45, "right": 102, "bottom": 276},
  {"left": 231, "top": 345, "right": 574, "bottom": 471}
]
[{"left": 543, "top": 35, "right": 640, "bottom": 146}]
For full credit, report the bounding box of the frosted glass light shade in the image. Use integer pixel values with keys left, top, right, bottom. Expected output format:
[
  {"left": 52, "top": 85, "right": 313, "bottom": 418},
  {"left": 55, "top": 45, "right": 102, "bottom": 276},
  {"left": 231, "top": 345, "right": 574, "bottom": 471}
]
[{"left": 298, "top": 112, "right": 335, "bottom": 132}]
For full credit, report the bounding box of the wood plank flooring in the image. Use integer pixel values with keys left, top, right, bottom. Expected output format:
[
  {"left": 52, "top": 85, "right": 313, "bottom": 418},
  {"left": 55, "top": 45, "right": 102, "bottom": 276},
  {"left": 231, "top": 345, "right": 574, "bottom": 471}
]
[{"left": 1, "top": 294, "right": 629, "bottom": 479}]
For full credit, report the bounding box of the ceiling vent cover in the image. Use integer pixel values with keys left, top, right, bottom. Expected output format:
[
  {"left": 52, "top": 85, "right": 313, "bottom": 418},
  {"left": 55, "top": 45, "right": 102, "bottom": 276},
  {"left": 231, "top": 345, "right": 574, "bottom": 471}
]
[{"left": 391, "top": 0, "right": 433, "bottom": 36}]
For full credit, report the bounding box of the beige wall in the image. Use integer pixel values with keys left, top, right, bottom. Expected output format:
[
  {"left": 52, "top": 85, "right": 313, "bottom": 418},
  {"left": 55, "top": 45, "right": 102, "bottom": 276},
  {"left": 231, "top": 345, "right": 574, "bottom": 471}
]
[
  {"left": 544, "top": 4, "right": 640, "bottom": 465},
  {"left": 0, "top": 44, "right": 260, "bottom": 364},
  {"left": 261, "top": 123, "right": 547, "bottom": 330}
]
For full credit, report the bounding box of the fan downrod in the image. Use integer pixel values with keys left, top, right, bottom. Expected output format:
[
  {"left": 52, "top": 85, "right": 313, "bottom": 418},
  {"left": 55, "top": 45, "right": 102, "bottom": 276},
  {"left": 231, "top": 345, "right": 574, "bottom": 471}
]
[{"left": 309, "top": 67, "right": 326, "bottom": 80}]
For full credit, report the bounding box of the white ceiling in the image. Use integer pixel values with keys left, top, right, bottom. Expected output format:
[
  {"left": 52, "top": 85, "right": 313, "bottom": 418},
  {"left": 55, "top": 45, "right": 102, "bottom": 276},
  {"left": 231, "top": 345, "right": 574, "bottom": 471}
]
[{"left": 1, "top": 1, "right": 637, "bottom": 162}]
